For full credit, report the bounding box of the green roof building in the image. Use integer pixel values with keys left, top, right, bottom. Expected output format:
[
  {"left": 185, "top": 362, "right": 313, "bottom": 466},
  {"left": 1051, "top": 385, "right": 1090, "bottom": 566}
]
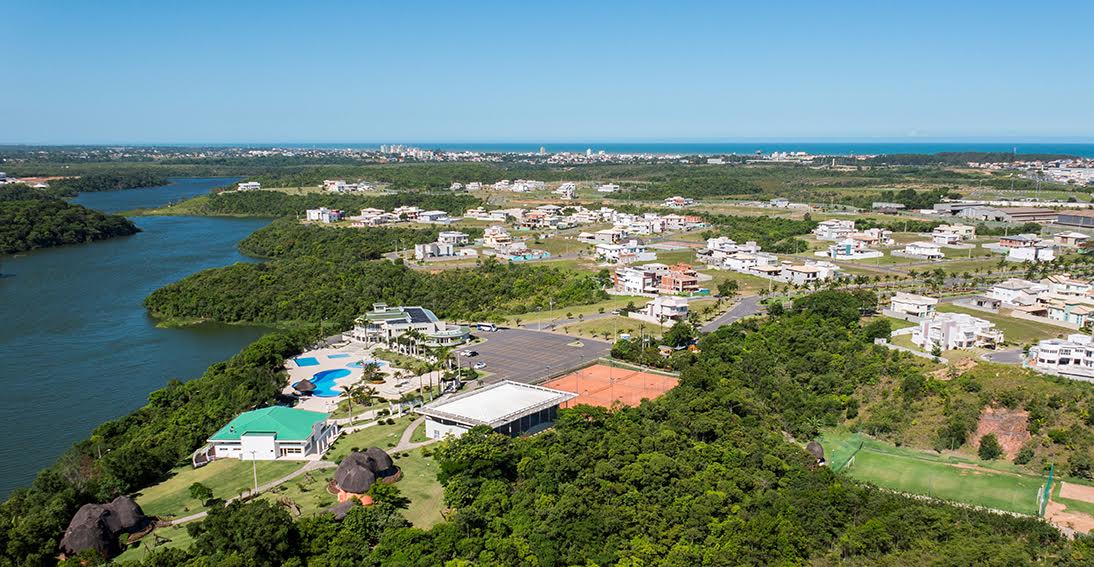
[{"left": 205, "top": 406, "right": 339, "bottom": 462}]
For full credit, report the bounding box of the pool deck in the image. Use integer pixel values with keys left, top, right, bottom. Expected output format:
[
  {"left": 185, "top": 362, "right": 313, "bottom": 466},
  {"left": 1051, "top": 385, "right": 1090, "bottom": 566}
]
[{"left": 284, "top": 343, "right": 425, "bottom": 413}]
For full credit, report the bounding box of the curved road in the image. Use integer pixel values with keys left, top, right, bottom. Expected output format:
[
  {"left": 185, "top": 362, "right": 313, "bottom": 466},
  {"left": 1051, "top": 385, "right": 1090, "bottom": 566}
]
[{"left": 702, "top": 295, "right": 765, "bottom": 333}]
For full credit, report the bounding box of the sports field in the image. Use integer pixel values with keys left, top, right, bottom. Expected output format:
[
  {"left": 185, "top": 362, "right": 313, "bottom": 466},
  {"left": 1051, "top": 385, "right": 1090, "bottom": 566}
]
[
  {"left": 822, "top": 431, "right": 1042, "bottom": 516},
  {"left": 545, "top": 363, "right": 678, "bottom": 408}
]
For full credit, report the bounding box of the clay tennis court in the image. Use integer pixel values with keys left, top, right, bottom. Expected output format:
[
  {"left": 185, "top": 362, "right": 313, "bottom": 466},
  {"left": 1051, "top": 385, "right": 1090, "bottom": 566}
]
[{"left": 544, "top": 364, "right": 678, "bottom": 408}]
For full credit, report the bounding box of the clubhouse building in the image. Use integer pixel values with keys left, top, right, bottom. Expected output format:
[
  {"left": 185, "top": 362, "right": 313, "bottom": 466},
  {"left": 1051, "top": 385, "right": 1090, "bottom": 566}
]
[
  {"left": 350, "top": 303, "right": 470, "bottom": 347},
  {"left": 416, "top": 381, "right": 576, "bottom": 439},
  {"left": 195, "top": 406, "right": 339, "bottom": 465}
]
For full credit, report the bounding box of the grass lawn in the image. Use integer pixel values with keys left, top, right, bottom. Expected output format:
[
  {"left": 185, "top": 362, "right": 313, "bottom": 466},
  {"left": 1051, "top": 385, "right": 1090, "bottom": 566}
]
[
  {"left": 372, "top": 349, "right": 429, "bottom": 374},
  {"left": 528, "top": 237, "right": 588, "bottom": 256},
  {"left": 259, "top": 447, "right": 445, "bottom": 528},
  {"left": 328, "top": 416, "right": 418, "bottom": 460},
  {"left": 135, "top": 459, "right": 302, "bottom": 519},
  {"left": 936, "top": 304, "right": 1068, "bottom": 344},
  {"left": 872, "top": 315, "right": 917, "bottom": 331},
  {"left": 115, "top": 524, "right": 195, "bottom": 563},
  {"left": 655, "top": 249, "right": 697, "bottom": 264},
  {"left": 698, "top": 269, "right": 770, "bottom": 295},
  {"left": 410, "top": 420, "right": 429, "bottom": 443},
  {"left": 558, "top": 315, "right": 651, "bottom": 340},
  {"left": 516, "top": 296, "right": 649, "bottom": 325},
  {"left": 822, "top": 430, "right": 1043, "bottom": 515}
]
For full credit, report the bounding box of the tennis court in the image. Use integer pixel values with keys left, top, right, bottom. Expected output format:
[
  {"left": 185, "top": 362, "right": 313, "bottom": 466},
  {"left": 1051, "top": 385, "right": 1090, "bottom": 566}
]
[{"left": 544, "top": 363, "right": 678, "bottom": 408}]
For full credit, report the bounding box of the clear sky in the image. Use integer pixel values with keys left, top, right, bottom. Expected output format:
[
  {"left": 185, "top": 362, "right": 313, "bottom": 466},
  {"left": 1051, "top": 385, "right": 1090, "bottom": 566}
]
[{"left": 3, "top": 0, "right": 1093, "bottom": 144}]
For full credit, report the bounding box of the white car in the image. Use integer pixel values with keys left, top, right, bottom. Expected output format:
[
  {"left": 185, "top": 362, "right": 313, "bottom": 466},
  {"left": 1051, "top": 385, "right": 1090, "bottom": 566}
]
[{"left": 473, "top": 362, "right": 487, "bottom": 370}]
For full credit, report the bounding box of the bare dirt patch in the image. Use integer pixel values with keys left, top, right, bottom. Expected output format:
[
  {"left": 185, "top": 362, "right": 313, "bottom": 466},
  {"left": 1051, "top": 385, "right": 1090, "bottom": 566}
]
[
  {"left": 1045, "top": 500, "right": 1094, "bottom": 534},
  {"left": 974, "top": 406, "right": 1031, "bottom": 460},
  {"left": 1060, "top": 482, "right": 1094, "bottom": 505}
]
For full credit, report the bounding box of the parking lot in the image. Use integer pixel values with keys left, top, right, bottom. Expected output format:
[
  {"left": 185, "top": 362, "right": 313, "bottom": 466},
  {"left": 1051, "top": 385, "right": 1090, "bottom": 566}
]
[{"left": 459, "top": 327, "right": 611, "bottom": 384}]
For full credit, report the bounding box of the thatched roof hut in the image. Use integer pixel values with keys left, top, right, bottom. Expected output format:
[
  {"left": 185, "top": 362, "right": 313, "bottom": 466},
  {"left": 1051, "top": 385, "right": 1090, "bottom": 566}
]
[
  {"left": 334, "top": 453, "right": 377, "bottom": 494},
  {"left": 328, "top": 499, "right": 358, "bottom": 521},
  {"left": 294, "top": 379, "right": 317, "bottom": 394},
  {"left": 363, "top": 447, "right": 395, "bottom": 475},
  {"left": 59, "top": 496, "right": 149, "bottom": 558},
  {"left": 806, "top": 440, "right": 825, "bottom": 464}
]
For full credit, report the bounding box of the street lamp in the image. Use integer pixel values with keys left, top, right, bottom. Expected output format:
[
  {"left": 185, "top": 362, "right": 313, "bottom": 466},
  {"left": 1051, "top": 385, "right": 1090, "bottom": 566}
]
[{"left": 249, "top": 451, "right": 258, "bottom": 496}]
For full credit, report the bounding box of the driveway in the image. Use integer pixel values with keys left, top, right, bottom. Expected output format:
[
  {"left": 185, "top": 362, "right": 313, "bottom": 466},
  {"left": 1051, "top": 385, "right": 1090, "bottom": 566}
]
[
  {"left": 982, "top": 348, "right": 1024, "bottom": 365},
  {"left": 461, "top": 327, "right": 611, "bottom": 384},
  {"left": 702, "top": 295, "right": 765, "bottom": 333}
]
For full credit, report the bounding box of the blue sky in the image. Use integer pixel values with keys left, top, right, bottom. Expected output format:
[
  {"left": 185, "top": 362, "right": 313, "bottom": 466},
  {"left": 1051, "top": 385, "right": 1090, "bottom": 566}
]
[{"left": 3, "top": 0, "right": 1093, "bottom": 143}]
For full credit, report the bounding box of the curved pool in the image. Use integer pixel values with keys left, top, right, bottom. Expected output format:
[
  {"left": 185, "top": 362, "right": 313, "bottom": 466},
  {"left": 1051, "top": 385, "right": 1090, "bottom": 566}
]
[{"left": 297, "top": 368, "right": 352, "bottom": 397}]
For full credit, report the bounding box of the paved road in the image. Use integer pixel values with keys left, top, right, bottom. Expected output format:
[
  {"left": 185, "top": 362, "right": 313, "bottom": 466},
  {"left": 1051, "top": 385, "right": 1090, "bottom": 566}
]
[
  {"left": 702, "top": 295, "right": 765, "bottom": 333},
  {"left": 464, "top": 327, "right": 611, "bottom": 384},
  {"left": 982, "top": 348, "right": 1024, "bottom": 365}
]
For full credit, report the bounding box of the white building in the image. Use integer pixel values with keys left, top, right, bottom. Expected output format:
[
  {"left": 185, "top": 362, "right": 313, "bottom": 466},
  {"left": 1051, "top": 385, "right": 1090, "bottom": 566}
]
[
  {"left": 931, "top": 224, "right": 976, "bottom": 245},
  {"left": 416, "top": 381, "right": 576, "bottom": 439},
  {"left": 902, "top": 241, "right": 944, "bottom": 259},
  {"left": 483, "top": 225, "right": 513, "bottom": 248},
  {"left": 1028, "top": 334, "right": 1094, "bottom": 381},
  {"left": 350, "top": 303, "right": 469, "bottom": 347},
  {"left": 414, "top": 242, "right": 455, "bottom": 260},
  {"left": 823, "top": 238, "right": 883, "bottom": 260},
  {"left": 813, "top": 220, "right": 855, "bottom": 241},
  {"left": 438, "top": 231, "right": 470, "bottom": 246},
  {"left": 237, "top": 181, "right": 262, "bottom": 191},
  {"left": 305, "top": 207, "right": 344, "bottom": 223},
  {"left": 629, "top": 295, "right": 689, "bottom": 325},
  {"left": 596, "top": 240, "right": 657, "bottom": 265},
  {"left": 1055, "top": 231, "right": 1090, "bottom": 248},
  {"left": 1007, "top": 244, "right": 1056, "bottom": 263},
  {"left": 783, "top": 261, "right": 840, "bottom": 286},
  {"left": 417, "top": 210, "right": 452, "bottom": 224},
  {"left": 597, "top": 183, "right": 621, "bottom": 193},
  {"left": 662, "top": 196, "right": 694, "bottom": 208},
  {"left": 203, "top": 407, "right": 338, "bottom": 462},
  {"left": 889, "top": 292, "right": 939, "bottom": 318},
  {"left": 988, "top": 278, "right": 1048, "bottom": 306},
  {"left": 911, "top": 312, "right": 1003, "bottom": 351}
]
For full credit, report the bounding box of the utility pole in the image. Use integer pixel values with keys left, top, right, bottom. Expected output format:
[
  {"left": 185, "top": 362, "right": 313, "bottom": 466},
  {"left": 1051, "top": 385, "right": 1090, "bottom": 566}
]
[{"left": 250, "top": 451, "right": 258, "bottom": 496}]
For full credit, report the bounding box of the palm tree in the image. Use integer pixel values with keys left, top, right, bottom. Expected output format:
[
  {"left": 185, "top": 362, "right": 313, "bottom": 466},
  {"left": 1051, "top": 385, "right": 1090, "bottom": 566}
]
[{"left": 345, "top": 384, "right": 379, "bottom": 423}]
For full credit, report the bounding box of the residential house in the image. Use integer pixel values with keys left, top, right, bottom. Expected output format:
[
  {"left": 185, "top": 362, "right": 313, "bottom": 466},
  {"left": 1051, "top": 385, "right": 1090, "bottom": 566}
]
[
  {"left": 988, "top": 278, "right": 1048, "bottom": 306},
  {"left": 305, "top": 207, "right": 344, "bottom": 223},
  {"left": 911, "top": 312, "right": 1003, "bottom": 351},
  {"left": 1007, "top": 243, "right": 1055, "bottom": 263},
  {"left": 1044, "top": 294, "right": 1094, "bottom": 327},
  {"left": 417, "top": 210, "right": 452, "bottom": 224},
  {"left": 662, "top": 196, "right": 695, "bottom": 208},
  {"left": 824, "top": 238, "right": 883, "bottom": 260},
  {"left": 393, "top": 206, "right": 423, "bottom": 220},
  {"left": 237, "top": 181, "right": 262, "bottom": 191},
  {"left": 597, "top": 183, "right": 621, "bottom": 193},
  {"left": 902, "top": 241, "right": 944, "bottom": 259},
  {"left": 889, "top": 292, "right": 939, "bottom": 318},
  {"left": 483, "top": 226, "right": 513, "bottom": 248},
  {"left": 1028, "top": 334, "right": 1094, "bottom": 380},
  {"left": 596, "top": 240, "right": 656, "bottom": 265},
  {"left": 783, "top": 262, "right": 839, "bottom": 286},
  {"left": 1055, "top": 231, "right": 1090, "bottom": 248},
  {"left": 437, "top": 231, "right": 470, "bottom": 246},
  {"left": 813, "top": 219, "right": 855, "bottom": 241},
  {"left": 629, "top": 295, "right": 689, "bottom": 324}
]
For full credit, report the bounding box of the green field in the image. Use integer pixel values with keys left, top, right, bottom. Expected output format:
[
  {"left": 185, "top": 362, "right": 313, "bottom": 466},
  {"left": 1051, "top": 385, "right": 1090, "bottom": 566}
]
[
  {"left": 114, "top": 524, "right": 195, "bottom": 563},
  {"left": 327, "top": 416, "right": 418, "bottom": 460},
  {"left": 135, "top": 459, "right": 302, "bottom": 519},
  {"left": 822, "top": 431, "right": 1043, "bottom": 516}
]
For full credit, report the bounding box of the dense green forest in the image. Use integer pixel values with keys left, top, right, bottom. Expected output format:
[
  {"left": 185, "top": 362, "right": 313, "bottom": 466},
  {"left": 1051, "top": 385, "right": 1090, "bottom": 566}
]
[
  {"left": 114, "top": 291, "right": 1094, "bottom": 565},
  {"left": 0, "top": 329, "right": 319, "bottom": 566},
  {"left": 237, "top": 220, "right": 481, "bottom": 261},
  {"left": 50, "top": 171, "right": 168, "bottom": 194},
  {"left": 145, "top": 258, "right": 607, "bottom": 328},
  {"left": 0, "top": 190, "right": 140, "bottom": 255},
  {"left": 701, "top": 213, "right": 816, "bottom": 253},
  {"left": 154, "top": 190, "right": 482, "bottom": 218}
]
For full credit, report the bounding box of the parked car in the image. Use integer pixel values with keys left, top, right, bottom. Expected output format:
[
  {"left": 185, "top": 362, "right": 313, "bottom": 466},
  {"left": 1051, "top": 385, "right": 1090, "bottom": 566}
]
[
  {"left": 460, "top": 350, "right": 479, "bottom": 357},
  {"left": 473, "top": 362, "right": 487, "bottom": 370}
]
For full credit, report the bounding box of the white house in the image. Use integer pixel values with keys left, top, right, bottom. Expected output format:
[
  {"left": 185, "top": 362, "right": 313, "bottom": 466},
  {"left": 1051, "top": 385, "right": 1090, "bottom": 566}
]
[
  {"left": 931, "top": 224, "right": 975, "bottom": 245},
  {"left": 350, "top": 303, "right": 469, "bottom": 347},
  {"left": 889, "top": 292, "right": 939, "bottom": 318},
  {"left": 237, "top": 181, "right": 262, "bottom": 191},
  {"left": 783, "top": 262, "right": 839, "bottom": 286},
  {"left": 483, "top": 226, "right": 513, "bottom": 248},
  {"left": 203, "top": 407, "right": 338, "bottom": 462},
  {"left": 989, "top": 279, "right": 1048, "bottom": 306},
  {"left": 437, "top": 231, "right": 470, "bottom": 246},
  {"left": 597, "top": 183, "right": 621, "bottom": 193},
  {"left": 305, "top": 207, "right": 344, "bottom": 223},
  {"left": 414, "top": 242, "right": 455, "bottom": 260},
  {"left": 1044, "top": 294, "right": 1094, "bottom": 327},
  {"left": 813, "top": 220, "right": 855, "bottom": 241},
  {"left": 912, "top": 312, "right": 1003, "bottom": 351},
  {"left": 662, "top": 196, "right": 694, "bottom": 208},
  {"left": 1007, "top": 244, "right": 1056, "bottom": 263},
  {"left": 596, "top": 240, "right": 656, "bottom": 265},
  {"left": 1028, "top": 334, "right": 1094, "bottom": 381},
  {"left": 823, "top": 238, "right": 883, "bottom": 260},
  {"left": 416, "top": 381, "right": 576, "bottom": 439},
  {"left": 902, "top": 241, "right": 944, "bottom": 260},
  {"left": 417, "top": 210, "right": 452, "bottom": 224},
  {"left": 629, "top": 295, "right": 689, "bottom": 324}
]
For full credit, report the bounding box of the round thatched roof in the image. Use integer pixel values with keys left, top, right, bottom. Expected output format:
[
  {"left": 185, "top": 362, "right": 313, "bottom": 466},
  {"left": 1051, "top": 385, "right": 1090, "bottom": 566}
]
[
  {"left": 363, "top": 447, "right": 394, "bottom": 473},
  {"left": 806, "top": 440, "right": 825, "bottom": 461},
  {"left": 334, "top": 455, "right": 377, "bottom": 494},
  {"left": 294, "top": 380, "right": 317, "bottom": 394},
  {"left": 59, "top": 497, "right": 149, "bottom": 558}
]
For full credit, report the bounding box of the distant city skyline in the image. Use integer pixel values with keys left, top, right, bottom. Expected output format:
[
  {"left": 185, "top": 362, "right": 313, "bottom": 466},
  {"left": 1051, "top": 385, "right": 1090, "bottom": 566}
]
[{"left": 3, "top": 0, "right": 1094, "bottom": 143}]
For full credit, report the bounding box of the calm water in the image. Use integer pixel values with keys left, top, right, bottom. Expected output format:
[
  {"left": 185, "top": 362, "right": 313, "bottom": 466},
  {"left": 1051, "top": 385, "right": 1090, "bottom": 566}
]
[{"left": 0, "top": 178, "right": 269, "bottom": 498}]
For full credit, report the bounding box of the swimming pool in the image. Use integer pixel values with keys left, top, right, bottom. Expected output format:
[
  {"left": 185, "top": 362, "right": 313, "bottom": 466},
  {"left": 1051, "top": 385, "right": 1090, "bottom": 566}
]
[
  {"left": 327, "top": 353, "right": 351, "bottom": 359},
  {"left": 296, "top": 368, "right": 352, "bottom": 397},
  {"left": 294, "top": 357, "right": 320, "bottom": 367}
]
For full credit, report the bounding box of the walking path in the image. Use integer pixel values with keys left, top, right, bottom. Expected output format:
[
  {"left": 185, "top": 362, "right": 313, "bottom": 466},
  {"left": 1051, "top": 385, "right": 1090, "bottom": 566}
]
[
  {"left": 392, "top": 416, "right": 440, "bottom": 452},
  {"left": 165, "top": 460, "right": 337, "bottom": 526}
]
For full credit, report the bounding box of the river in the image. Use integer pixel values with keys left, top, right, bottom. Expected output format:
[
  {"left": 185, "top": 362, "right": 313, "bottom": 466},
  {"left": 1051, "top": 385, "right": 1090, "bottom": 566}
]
[{"left": 0, "top": 178, "right": 270, "bottom": 498}]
